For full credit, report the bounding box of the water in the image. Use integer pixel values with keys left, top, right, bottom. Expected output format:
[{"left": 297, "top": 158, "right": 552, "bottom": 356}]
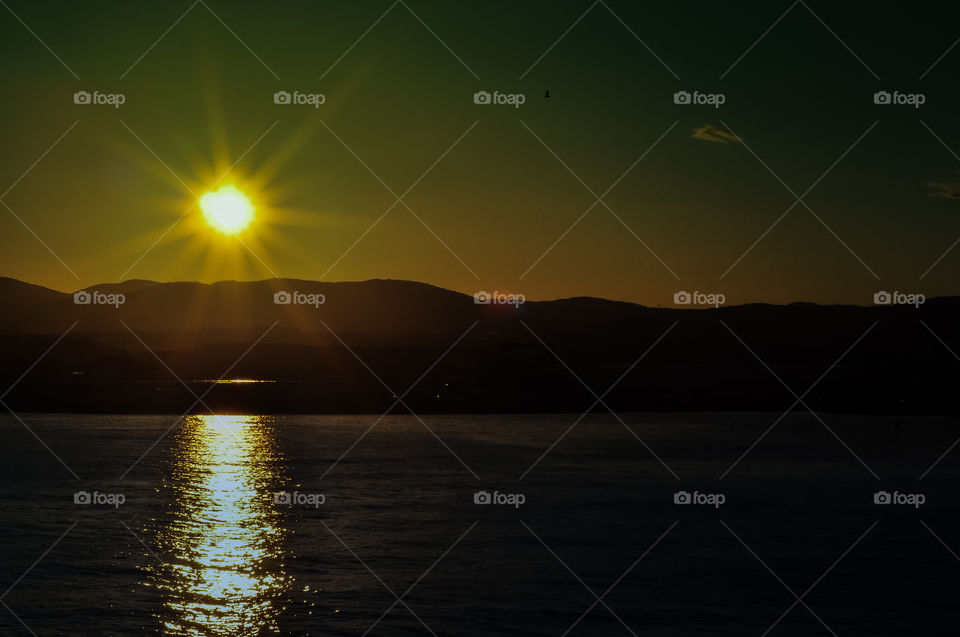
[{"left": 1, "top": 413, "right": 958, "bottom": 635}]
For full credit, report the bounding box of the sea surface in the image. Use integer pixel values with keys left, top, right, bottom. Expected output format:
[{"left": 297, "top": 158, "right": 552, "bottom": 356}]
[{"left": 1, "top": 412, "right": 958, "bottom": 636}]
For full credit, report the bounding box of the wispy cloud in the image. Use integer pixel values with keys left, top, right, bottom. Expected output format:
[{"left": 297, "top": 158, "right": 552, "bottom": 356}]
[
  {"left": 692, "top": 124, "right": 739, "bottom": 144},
  {"left": 927, "top": 177, "right": 960, "bottom": 199}
]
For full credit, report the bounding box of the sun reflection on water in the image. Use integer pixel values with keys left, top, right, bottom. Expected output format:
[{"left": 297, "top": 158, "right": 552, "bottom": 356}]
[{"left": 152, "top": 414, "right": 289, "bottom": 636}]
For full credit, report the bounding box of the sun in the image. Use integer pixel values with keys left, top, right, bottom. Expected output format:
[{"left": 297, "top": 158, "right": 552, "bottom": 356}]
[{"left": 200, "top": 185, "right": 255, "bottom": 235}]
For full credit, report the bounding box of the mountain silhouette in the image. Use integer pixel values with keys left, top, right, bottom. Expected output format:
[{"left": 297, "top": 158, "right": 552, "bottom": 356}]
[{"left": 0, "top": 277, "right": 957, "bottom": 415}]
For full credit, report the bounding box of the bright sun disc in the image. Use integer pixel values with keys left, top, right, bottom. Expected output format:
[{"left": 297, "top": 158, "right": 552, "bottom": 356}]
[{"left": 200, "top": 185, "right": 255, "bottom": 235}]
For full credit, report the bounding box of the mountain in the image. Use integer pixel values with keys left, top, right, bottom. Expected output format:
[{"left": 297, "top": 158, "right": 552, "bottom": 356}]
[{"left": 0, "top": 277, "right": 957, "bottom": 415}]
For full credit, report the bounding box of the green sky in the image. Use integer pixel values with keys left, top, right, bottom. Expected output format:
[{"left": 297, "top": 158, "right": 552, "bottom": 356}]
[{"left": 1, "top": 0, "right": 958, "bottom": 305}]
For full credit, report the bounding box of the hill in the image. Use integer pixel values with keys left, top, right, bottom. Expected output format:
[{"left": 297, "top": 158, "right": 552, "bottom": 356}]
[{"left": 0, "top": 277, "right": 957, "bottom": 415}]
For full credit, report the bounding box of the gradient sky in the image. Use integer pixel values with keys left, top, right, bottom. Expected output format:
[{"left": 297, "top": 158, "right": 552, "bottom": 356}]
[{"left": 1, "top": 0, "right": 958, "bottom": 305}]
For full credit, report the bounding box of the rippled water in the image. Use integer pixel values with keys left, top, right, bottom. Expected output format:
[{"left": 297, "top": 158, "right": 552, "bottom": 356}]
[
  {"left": 1, "top": 413, "right": 958, "bottom": 635},
  {"left": 157, "top": 416, "right": 289, "bottom": 635}
]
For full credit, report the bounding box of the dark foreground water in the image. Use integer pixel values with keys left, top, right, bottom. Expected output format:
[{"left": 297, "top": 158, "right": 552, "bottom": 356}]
[{"left": 1, "top": 413, "right": 958, "bottom": 636}]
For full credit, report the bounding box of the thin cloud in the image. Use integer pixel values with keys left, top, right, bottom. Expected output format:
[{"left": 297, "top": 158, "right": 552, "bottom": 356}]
[
  {"left": 927, "top": 177, "right": 960, "bottom": 199},
  {"left": 691, "top": 124, "right": 739, "bottom": 144}
]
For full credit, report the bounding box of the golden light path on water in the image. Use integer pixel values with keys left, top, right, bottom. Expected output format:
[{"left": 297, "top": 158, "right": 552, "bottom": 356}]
[{"left": 151, "top": 415, "right": 289, "bottom": 636}]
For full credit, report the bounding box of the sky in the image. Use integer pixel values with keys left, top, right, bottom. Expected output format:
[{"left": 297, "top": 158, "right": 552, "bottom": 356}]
[{"left": 0, "top": 0, "right": 958, "bottom": 306}]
